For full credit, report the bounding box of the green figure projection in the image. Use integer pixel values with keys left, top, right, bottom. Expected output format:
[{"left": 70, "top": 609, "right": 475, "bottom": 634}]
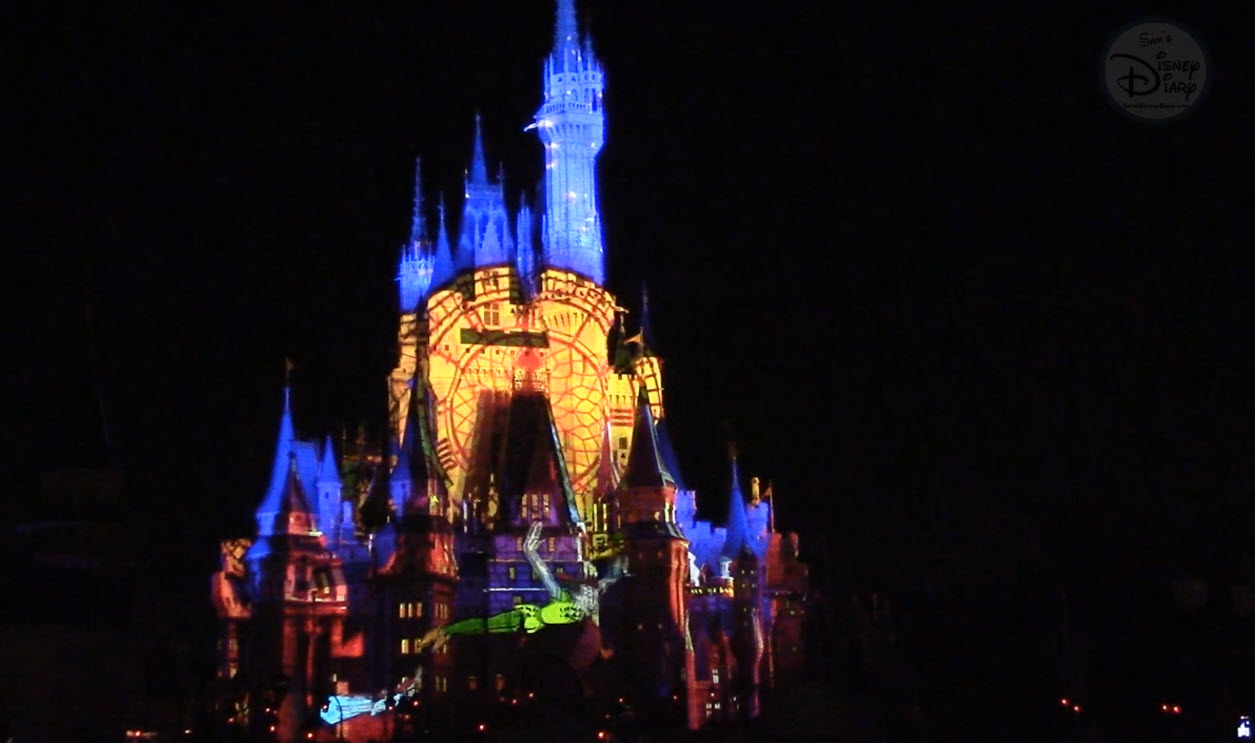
[{"left": 415, "top": 521, "right": 627, "bottom": 653}]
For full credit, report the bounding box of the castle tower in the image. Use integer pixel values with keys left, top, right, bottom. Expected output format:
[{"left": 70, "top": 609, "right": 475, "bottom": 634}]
[
  {"left": 721, "top": 454, "right": 765, "bottom": 721},
  {"left": 375, "top": 384, "right": 458, "bottom": 709},
  {"left": 535, "top": 0, "right": 605, "bottom": 284},
  {"left": 461, "top": 115, "right": 514, "bottom": 271},
  {"left": 397, "top": 159, "right": 434, "bottom": 313},
  {"left": 614, "top": 390, "right": 692, "bottom": 718},
  {"left": 315, "top": 435, "right": 350, "bottom": 548},
  {"left": 244, "top": 450, "right": 349, "bottom": 742}
]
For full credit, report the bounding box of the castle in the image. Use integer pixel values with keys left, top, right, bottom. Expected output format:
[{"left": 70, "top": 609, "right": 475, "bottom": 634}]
[{"left": 210, "top": 2, "right": 807, "bottom": 739}]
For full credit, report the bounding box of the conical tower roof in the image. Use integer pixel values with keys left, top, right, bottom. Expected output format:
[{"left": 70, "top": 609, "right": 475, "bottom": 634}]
[
  {"left": 619, "top": 387, "right": 674, "bottom": 490},
  {"left": 721, "top": 452, "right": 751, "bottom": 560}
]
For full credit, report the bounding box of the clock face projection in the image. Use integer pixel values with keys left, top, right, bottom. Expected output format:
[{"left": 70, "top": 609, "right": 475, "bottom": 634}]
[{"left": 422, "top": 269, "right": 619, "bottom": 522}]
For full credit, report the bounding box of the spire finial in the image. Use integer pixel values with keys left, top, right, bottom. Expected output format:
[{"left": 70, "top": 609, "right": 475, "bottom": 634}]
[
  {"left": 410, "top": 158, "right": 426, "bottom": 242},
  {"left": 556, "top": 0, "right": 578, "bottom": 50},
  {"left": 470, "top": 113, "right": 488, "bottom": 185}
]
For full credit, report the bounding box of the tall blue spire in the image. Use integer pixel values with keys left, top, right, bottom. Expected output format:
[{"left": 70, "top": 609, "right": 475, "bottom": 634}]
[
  {"left": 430, "top": 194, "right": 456, "bottom": 292},
  {"left": 461, "top": 115, "right": 513, "bottom": 270},
  {"left": 255, "top": 387, "right": 301, "bottom": 537},
  {"left": 397, "top": 158, "right": 434, "bottom": 312},
  {"left": 535, "top": 0, "right": 605, "bottom": 285},
  {"left": 721, "top": 450, "right": 751, "bottom": 560},
  {"left": 469, "top": 112, "right": 489, "bottom": 186}
]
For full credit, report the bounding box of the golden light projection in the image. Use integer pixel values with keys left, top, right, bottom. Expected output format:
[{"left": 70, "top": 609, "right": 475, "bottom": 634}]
[{"left": 401, "top": 266, "right": 657, "bottom": 522}]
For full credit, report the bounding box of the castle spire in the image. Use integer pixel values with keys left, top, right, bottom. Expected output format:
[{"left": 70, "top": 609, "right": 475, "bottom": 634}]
[
  {"left": 721, "top": 447, "right": 751, "bottom": 560},
  {"left": 554, "top": 0, "right": 579, "bottom": 69},
  {"left": 469, "top": 112, "right": 489, "bottom": 186},
  {"left": 397, "top": 158, "right": 434, "bottom": 311},
  {"left": 620, "top": 386, "right": 674, "bottom": 489},
  {"left": 410, "top": 157, "right": 426, "bottom": 242},
  {"left": 254, "top": 386, "right": 297, "bottom": 537},
  {"left": 536, "top": 0, "right": 605, "bottom": 285},
  {"left": 462, "top": 115, "right": 512, "bottom": 269},
  {"left": 429, "top": 194, "right": 455, "bottom": 291}
]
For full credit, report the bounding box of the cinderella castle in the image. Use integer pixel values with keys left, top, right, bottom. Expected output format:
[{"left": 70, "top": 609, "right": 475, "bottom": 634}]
[{"left": 210, "top": 2, "right": 807, "bottom": 739}]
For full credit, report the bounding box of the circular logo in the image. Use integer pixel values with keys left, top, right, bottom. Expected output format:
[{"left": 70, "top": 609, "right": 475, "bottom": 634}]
[{"left": 1102, "top": 20, "right": 1208, "bottom": 121}]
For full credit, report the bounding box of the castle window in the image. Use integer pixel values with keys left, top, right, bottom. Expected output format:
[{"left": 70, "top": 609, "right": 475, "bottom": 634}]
[
  {"left": 398, "top": 603, "right": 406, "bottom": 619},
  {"left": 401, "top": 638, "right": 410, "bottom": 654},
  {"left": 508, "top": 566, "right": 517, "bottom": 580},
  {"left": 513, "top": 595, "right": 523, "bottom": 605},
  {"left": 415, "top": 602, "right": 423, "bottom": 618},
  {"left": 555, "top": 566, "right": 565, "bottom": 576},
  {"left": 484, "top": 303, "right": 500, "bottom": 326},
  {"left": 495, "top": 674, "right": 506, "bottom": 692},
  {"left": 467, "top": 676, "right": 478, "bottom": 691},
  {"left": 618, "top": 437, "right": 628, "bottom": 450}
]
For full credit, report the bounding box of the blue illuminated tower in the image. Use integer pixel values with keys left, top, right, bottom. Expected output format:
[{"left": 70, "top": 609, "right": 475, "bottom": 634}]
[
  {"left": 535, "top": 0, "right": 605, "bottom": 285},
  {"left": 460, "top": 114, "right": 513, "bottom": 271},
  {"left": 431, "top": 195, "right": 456, "bottom": 292},
  {"left": 396, "top": 159, "right": 434, "bottom": 312}
]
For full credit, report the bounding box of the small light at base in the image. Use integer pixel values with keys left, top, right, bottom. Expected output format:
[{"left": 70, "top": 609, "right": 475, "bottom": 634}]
[
  {"left": 1059, "top": 698, "right": 1069, "bottom": 706},
  {"left": 478, "top": 723, "right": 486, "bottom": 732},
  {"left": 1237, "top": 715, "right": 1251, "bottom": 738},
  {"left": 1073, "top": 705, "right": 1082, "bottom": 713}
]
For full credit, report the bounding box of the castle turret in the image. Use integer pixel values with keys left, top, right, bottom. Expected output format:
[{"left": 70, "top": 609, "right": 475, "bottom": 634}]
[
  {"left": 460, "top": 114, "right": 513, "bottom": 271},
  {"left": 535, "top": 0, "right": 605, "bottom": 284},
  {"left": 614, "top": 389, "right": 691, "bottom": 713},
  {"left": 430, "top": 195, "right": 456, "bottom": 293},
  {"left": 316, "top": 435, "right": 345, "bottom": 542},
  {"left": 397, "top": 159, "right": 434, "bottom": 312}
]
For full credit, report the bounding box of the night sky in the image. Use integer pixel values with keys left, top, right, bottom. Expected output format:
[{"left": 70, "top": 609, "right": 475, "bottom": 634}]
[{"left": 8, "top": 0, "right": 1255, "bottom": 612}]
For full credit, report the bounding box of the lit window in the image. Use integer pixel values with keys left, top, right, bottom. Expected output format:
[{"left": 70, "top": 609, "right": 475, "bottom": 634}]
[
  {"left": 398, "top": 603, "right": 406, "bottom": 619},
  {"left": 468, "top": 676, "right": 478, "bottom": 691},
  {"left": 401, "top": 639, "right": 410, "bottom": 654},
  {"left": 508, "top": 566, "right": 516, "bottom": 580},
  {"left": 415, "top": 602, "right": 423, "bottom": 618},
  {"left": 513, "top": 595, "right": 523, "bottom": 605}
]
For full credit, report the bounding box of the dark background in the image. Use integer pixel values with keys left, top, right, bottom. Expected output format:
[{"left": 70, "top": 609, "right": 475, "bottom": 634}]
[{"left": 5, "top": 0, "right": 1254, "bottom": 739}]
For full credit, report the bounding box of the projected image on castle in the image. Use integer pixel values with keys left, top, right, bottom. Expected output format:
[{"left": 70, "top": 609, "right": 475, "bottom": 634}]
[{"left": 209, "top": 2, "right": 808, "bottom": 740}]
